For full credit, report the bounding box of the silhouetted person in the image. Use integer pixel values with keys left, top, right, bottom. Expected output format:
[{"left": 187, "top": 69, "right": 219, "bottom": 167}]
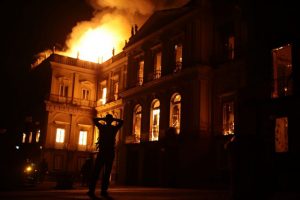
[
  {"left": 80, "top": 156, "right": 93, "bottom": 186},
  {"left": 87, "top": 114, "right": 123, "bottom": 199},
  {"left": 161, "top": 127, "right": 179, "bottom": 187}
]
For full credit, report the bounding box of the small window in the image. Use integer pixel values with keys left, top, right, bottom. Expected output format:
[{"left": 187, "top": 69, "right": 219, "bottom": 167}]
[
  {"left": 272, "top": 44, "right": 293, "bottom": 98},
  {"left": 174, "top": 44, "right": 182, "bottom": 72},
  {"left": 79, "top": 130, "right": 87, "bottom": 145},
  {"left": 275, "top": 117, "right": 288, "bottom": 152},
  {"left": 101, "top": 87, "right": 107, "bottom": 105},
  {"left": 133, "top": 105, "right": 142, "bottom": 143},
  {"left": 22, "top": 133, "right": 26, "bottom": 143},
  {"left": 56, "top": 128, "right": 65, "bottom": 143},
  {"left": 222, "top": 101, "right": 234, "bottom": 135},
  {"left": 138, "top": 60, "right": 144, "bottom": 85},
  {"left": 150, "top": 99, "right": 160, "bottom": 141},
  {"left": 154, "top": 52, "right": 162, "bottom": 79},
  {"left": 36, "top": 130, "right": 40, "bottom": 143},
  {"left": 113, "top": 81, "right": 119, "bottom": 100},
  {"left": 170, "top": 93, "right": 181, "bottom": 134},
  {"left": 82, "top": 88, "right": 90, "bottom": 100},
  {"left": 59, "top": 85, "right": 69, "bottom": 97}
]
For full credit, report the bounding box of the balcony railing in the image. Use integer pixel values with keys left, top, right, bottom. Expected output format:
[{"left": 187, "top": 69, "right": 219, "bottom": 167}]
[{"left": 48, "top": 94, "right": 96, "bottom": 107}]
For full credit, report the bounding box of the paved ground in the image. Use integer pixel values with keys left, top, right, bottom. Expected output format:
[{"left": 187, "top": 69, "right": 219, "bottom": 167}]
[{"left": 0, "top": 181, "right": 300, "bottom": 200}]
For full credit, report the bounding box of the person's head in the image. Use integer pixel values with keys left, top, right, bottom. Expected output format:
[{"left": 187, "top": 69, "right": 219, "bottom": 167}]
[{"left": 105, "top": 114, "right": 114, "bottom": 124}]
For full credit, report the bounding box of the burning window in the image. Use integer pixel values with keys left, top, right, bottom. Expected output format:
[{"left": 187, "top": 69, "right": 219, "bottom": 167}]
[
  {"left": 174, "top": 44, "right": 182, "bottom": 72},
  {"left": 170, "top": 93, "right": 181, "bottom": 134},
  {"left": 133, "top": 104, "right": 142, "bottom": 143},
  {"left": 79, "top": 130, "right": 87, "bottom": 145},
  {"left": 275, "top": 117, "right": 288, "bottom": 152},
  {"left": 154, "top": 52, "right": 162, "bottom": 79},
  {"left": 150, "top": 99, "right": 160, "bottom": 141},
  {"left": 272, "top": 44, "right": 293, "bottom": 98},
  {"left": 56, "top": 128, "right": 65, "bottom": 143},
  {"left": 82, "top": 88, "right": 90, "bottom": 100},
  {"left": 138, "top": 60, "right": 144, "bottom": 86},
  {"left": 222, "top": 101, "right": 234, "bottom": 135}
]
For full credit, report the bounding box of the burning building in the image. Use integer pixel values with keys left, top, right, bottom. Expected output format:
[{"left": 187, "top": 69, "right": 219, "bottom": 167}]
[{"left": 28, "top": 0, "right": 300, "bottom": 190}]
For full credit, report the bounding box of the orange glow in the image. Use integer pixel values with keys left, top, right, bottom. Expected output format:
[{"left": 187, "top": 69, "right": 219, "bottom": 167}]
[{"left": 63, "top": 13, "right": 131, "bottom": 63}]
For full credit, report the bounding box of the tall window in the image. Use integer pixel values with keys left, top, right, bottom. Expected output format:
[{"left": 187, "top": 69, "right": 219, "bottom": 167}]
[
  {"left": 56, "top": 128, "right": 65, "bottom": 143},
  {"left": 272, "top": 44, "right": 293, "bottom": 98},
  {"left": 154, "top": 52, "right": 162, "bottom": 79},
  {"left": 79, "top": 130, "right": 87, "bottom": 145},
  {"left": 138, "top": 60, "right": 144, "bottom": 85},
  {"left": 101, "top": 87, "right": 107, "bottom": 105},
  {"left": 36, "top": 130, "right": 40, "bottom": 143},
  {"left": 222, "top": 101, "right": 234, "bottom": 135},
  {"left": 22, "top": 133, "right": 26, "bottom": 143},
  {"left": 59, "top": 84, "right": 69, "bottom": 97},
  {"left": 170, "top": 93, "right": 181, "bottom": 134},
  {"left": 174, "top": 44, "right": 182, "bottom": 72},
  {"left": 150, "top": 99, "right": 160, "bottom": 141},
  {"left": 113, "top": 81, "right": 119, "bottom": 100},
  {"left": 227, "top": 36, "right": 235, "bottom": 60},
  {"left": 275, "top": 117, "right": 288, "bottom": 152},
  {"left": 133, "top": 105, "right": 142, "bottom": 143},
  {"left": 82, "top": 88, "right": 90, "bottom": 100}
]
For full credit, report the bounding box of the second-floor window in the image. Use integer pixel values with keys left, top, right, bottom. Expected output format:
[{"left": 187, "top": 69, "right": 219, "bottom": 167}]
[
  {"left": 56, "top": 128, "right": 65, "bottom": 143},
  {"left": 275, "top": 117, "right": 288, "bottom": 152},
  {"left": 174, "top": 44, "right": 182, "bottom": 72},
  {"left": 101, "top": 87, "right": 107, "bottom": 105},
  {"left": 154, "top": 52, "right": 162, "bottom": 79},
  {"left": 79, "top": 130, "right": 87, "bottom": 145},
  {"left": 272, "top": 44, "right": 293, "bottom": 98},
  {"left": 59, "top": 85, "right": 68, "bottom": 97},
  {"left": 82, "top": 88, "right": 90, "bottom": 100},
  {"left": 222, "top": 101, "right": 234, "bottom": 135},
  {"left": 138, "top": 60, "right": 144, "bottom": 85}
]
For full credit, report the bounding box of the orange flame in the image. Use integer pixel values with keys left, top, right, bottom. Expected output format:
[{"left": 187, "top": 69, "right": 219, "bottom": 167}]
[{"left": 63, "top": 13, "right": 131, "bottom": 63}]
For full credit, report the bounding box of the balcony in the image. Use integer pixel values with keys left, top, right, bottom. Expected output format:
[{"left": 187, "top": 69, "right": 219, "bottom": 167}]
[{"left": 48, "top": 94, "right": 96, "bottom": 107}]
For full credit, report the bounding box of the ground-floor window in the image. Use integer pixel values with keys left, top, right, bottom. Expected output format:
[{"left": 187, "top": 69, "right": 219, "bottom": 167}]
[{"left": 150, "top": 99, "right": 160, "bottom": 141}]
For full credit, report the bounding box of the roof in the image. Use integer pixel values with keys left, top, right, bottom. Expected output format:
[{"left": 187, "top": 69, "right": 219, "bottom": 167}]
[{"left": 124, "top": 2, "right": 195, "bottom": 48}]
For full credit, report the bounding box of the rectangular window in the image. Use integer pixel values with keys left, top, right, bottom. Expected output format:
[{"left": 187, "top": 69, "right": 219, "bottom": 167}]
[
  {"left": 59, "top": 85, "right": 68, "bottom": 97},
  {"left": 22, "top": 133, "right": 26, "bottom": 143},
  {"left": 275, "top": 117, "right": 288, "bottom": 152},
  {"left": 222, "top": 101, "right": 234, "bottom": 135},
  {"left": 101, "top": 87, "right": 107, "bottom": 105},
  {"left": 272, "top": 44, "right": 293, "bottom": 98},
  {"left": 154, "top": 52, "right": 162, "bottom": 79},
  {"left": 36, "top": 130, "right": 40, "bottom": 143},
  {"left": 82, "top": 89, "right": 90, "bottom": 100},
  {"left": 174, "top": 44, "right": 182, "bottom": 72},
  {"left": 113, "top": 81, "right": 119, "bottom": 100},
  {"left": 56, "top": 128, "right": 65, "bottom": 143},
  {"left": 79, "top": 131, "right": 87, "bottom": 145},
  {"left": 138, "top": 60, "right": 144, "bottom": 85},
  {"left": 228, "top": 36, "right": 235, "bottom": 60}
]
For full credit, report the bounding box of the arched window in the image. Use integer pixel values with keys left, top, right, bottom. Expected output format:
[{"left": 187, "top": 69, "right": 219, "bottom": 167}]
[
  {"left": 170, "top": 93, "right": 181, "bottom": 134},
  {"left": 150, "top": 99, "right": 160, "bottom": 141},
  {"left": 133, "top": 104, "right": 142, "bottom": 143}
]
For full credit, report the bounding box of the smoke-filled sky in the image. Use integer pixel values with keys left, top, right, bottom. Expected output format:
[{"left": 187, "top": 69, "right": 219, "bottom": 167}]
[{"left": 0, "top": 0, "right": 189, "bottom": 126}]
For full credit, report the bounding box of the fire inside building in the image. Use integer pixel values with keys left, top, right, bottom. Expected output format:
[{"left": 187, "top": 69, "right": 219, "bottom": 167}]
[{"left": 17, "top": 0, "right": 299, "bottom": 191}]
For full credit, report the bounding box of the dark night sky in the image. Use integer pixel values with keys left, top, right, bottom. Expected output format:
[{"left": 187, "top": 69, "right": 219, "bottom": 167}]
[{"left": 0, "top": 0, "right": 94, "bottom": 127}]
